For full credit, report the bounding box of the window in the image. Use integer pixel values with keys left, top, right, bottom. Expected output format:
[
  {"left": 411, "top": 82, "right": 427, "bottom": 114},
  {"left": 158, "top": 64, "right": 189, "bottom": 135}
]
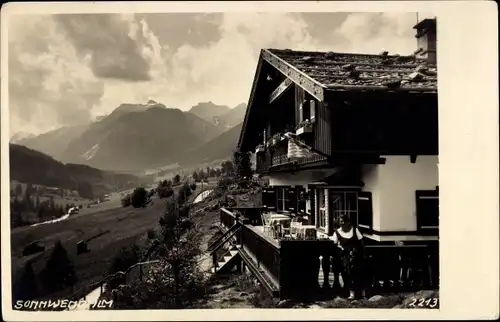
[
  {"left": 262, "top": 187, "right": 276, "bottom": 211},
  {"left": 416, "top": 190, "right": 439, "bottom": 229},
  {"left": 357, "top": 191, "right": 373, "bottom": 229},
  {"left": 318, "top": 189, "right": 326, "bottom": 229},
  {"left": 276, "top": 187, "right": 289, "bottom": 212},
  {"left": 330, "top": 191, "right": 359, "bottom": 227},
  {"left": 310, "top": 100, "right": 316, "bottom": 121}
]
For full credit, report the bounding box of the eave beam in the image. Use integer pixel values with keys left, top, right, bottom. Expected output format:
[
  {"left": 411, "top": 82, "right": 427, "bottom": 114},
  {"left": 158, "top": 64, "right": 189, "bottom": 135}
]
[
  {"left": 269, "top": 78, "right": 293, "bottom": 104},
  {"left": 262, "top": 50, "right": 325, "bottom": 101}
]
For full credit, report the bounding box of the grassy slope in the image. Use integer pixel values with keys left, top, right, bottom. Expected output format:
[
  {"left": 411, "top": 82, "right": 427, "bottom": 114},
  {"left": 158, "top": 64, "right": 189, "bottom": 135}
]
[{"left": 10, "top": 187, "right": 159, "bottom": 301}]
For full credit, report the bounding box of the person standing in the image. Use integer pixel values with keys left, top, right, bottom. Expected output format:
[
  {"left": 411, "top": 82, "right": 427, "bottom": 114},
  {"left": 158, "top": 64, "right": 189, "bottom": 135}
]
[{"left": 330, "top": 214, "right": 366, "bottom": 300}]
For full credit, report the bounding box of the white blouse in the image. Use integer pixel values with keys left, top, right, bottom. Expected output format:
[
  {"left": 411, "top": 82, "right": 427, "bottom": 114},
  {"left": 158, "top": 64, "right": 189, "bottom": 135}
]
[{"left": 330, "top": 227, "right": 363, "bottom": 244}]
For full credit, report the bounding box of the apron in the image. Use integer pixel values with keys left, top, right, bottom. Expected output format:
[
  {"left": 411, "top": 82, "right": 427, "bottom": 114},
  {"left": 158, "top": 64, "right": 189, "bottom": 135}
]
[{"left": 335, "top": 227, "right": 364, "bottom": 279}]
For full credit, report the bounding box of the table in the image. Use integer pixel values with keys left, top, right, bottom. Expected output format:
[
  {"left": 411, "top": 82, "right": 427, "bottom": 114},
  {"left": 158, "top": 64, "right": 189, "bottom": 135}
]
[
  {"left": 269, "top": 214, "right": 291, "bottom": 226},
  {"left": 295, "top": 225, "right": 317, "bottom": 240},
  {"left": 268, "top": 214, "right": 291, "bottom": 238}
]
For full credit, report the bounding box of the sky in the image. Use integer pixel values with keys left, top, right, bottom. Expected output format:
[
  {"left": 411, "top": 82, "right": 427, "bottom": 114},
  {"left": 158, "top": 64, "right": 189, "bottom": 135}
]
[{"left": 7, "top": 12, "right": 435, "bottom": 137}]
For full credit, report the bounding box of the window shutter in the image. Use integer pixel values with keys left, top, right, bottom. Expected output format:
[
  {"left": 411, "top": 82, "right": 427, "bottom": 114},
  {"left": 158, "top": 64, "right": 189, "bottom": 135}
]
[
  {"left": 285, "top": 187, "right": 297, "bottom": 212},
  {"left": 298, "top": 187, "right": 307, "bottom": 214},
  {"left": 276, "top": 188, "right": 284, "bottom": 212},
  {"left": 327, "top": 190, "right": 334, "bottom": 236},
  {"left": 416, "top": 190, "right": 439, "bottom": 229},
  {"left": 262, "top": 187, "right": 276, "bottom": 211},
  {"left": 357, "top": 191, "right": 373, "bottom": 230},
  {"left": 310, "top": 188, "right": 316, "bottom": 227}
]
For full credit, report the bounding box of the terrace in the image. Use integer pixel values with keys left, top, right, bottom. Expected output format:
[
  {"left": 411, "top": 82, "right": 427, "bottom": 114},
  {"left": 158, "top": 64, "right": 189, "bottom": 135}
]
[{"left": 215, "top": 208, "right": 439, "bottom": 301}]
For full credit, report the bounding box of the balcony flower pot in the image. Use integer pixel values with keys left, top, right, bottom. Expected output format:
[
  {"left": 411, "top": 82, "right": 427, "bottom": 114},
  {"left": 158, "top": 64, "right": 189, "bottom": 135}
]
[{"left": 296, "top": 121, "right": 313, "bottom": 135}]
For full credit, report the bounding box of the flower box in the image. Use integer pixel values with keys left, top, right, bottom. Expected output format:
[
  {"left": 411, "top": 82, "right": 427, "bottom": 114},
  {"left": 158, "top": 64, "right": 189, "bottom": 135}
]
[{"left": 296, "top": 123, "right": 312, "bottom": 135}]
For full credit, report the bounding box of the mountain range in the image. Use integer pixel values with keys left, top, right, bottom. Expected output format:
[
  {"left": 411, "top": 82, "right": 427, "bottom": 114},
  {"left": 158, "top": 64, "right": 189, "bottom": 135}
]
[
  {"left": 14, "top": 100, "right": 247, "bottom": 174},
  {"left": 9, "top": 144, "right": 141, "bottom": 196}
]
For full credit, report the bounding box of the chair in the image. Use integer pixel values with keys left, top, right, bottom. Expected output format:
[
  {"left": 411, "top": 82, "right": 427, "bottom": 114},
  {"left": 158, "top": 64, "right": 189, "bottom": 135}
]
[
  {"left": 261, "top": 213, "right": 272, "bottom": 235},
  {"left": 281, "top": 220, "right": 291, "bottom": 237},
  {"left": 290, "top": 218, "right": 302, "bottom": 238}
]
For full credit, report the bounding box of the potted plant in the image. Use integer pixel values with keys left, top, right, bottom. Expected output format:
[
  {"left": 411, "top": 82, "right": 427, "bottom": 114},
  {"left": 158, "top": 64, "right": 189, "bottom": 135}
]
[
  {"left": 296, "top": 119, "right": 313, "bottom": 135},
  {"left": 255, "top": 144, "right": 265, "bottom": 153},
  {"left": 271, "top": 133, "right": 282, "bottom": 146}
]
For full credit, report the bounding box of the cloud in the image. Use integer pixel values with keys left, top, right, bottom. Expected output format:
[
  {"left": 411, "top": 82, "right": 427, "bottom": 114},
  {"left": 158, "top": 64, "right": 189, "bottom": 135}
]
[
  {"left": 54, "top": 14, "right": 152, "bottom": 81},
  {"left": 8, "top": 15, "right": 104, "bottom": 135},
  {"left": 8, "top": 12, "right": 434, "bottom": 136}
]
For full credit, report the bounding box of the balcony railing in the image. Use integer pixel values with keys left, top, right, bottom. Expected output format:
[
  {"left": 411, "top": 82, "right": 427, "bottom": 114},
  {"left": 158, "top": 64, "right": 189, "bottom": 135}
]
[{"left": 218, "top": 208, "right": 439, "bottom": 301}]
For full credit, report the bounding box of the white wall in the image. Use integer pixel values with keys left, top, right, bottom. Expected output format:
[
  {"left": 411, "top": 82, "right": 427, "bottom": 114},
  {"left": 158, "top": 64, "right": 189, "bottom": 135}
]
[{"left": 363, "top": 155, "right": 438, "bottom": 232}]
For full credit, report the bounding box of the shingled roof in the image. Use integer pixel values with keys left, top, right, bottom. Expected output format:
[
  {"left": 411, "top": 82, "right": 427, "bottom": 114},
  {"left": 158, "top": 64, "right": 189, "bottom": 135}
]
[{"left": 264, "top": 48, "right": 437, "bottom": 93}]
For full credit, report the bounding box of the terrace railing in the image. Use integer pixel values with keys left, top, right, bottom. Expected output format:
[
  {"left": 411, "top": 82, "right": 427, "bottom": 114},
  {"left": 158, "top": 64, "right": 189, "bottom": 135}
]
[
  {"left": 240, "top": 225, "right": 281, "bottom": 286},
  {"left": 218, "top": 208, "right": 439, "bottom": 301}
]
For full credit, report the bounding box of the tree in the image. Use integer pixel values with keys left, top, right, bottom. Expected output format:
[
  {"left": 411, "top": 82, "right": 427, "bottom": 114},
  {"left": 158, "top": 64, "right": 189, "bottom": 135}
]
[
  {"left": 42, "top": 241, "right": 77, "bottom": 292},
  {"left": 112, "top": 192, "right": 205, "bottom": 309},
  {"left": 15, "top": 261, "right": 39, "bottom": 301},
  {"left": 131, "top": 187, "right": 148, "bottom": 208},
  {"left": 221, "top": 160, "right": 234, "bottom": 176},
  {"left": 25, "top": 183, "right": 34, "bottom": 196},
  {"left": 192, "top": 171, "right": 199, "bottom": 181},
  {"left": 108, "top": 244, "right": 143, "bottom": 289},
  {"left": 121, "top": 194, "right": 132, "bottom": 207},
  {"left": 177, "top": 183, "right": 192, "bottom": 205},
  {"left": 35, "top": 195, "right": 40, "bottom": 210},
  {"left": 173, "top": 174, "right": 181, "bottom": 185},
  {"left": 232, "top": 150, "right": 252, "bottom": 180},
  {"left": 23, "top": 186, "right": 33, "bottom": 211},
  {"left": 14, "top": 183, "right": 22, "bottom": 197}
]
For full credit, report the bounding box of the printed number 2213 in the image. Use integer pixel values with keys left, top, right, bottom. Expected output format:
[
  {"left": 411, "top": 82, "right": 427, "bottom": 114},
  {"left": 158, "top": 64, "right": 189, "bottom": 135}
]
[{"left": 409, "top": 298, "right": 439, "bottom": 308}]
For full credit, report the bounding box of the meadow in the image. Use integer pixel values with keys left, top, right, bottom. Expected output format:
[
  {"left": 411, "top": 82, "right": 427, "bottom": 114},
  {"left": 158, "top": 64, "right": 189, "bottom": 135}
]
[{"left": 10, "top": 181, "right": 215, "bottom": 302}]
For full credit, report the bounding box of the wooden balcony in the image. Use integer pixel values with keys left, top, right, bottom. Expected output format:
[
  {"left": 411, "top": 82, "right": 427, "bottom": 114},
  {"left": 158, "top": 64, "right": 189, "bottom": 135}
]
[{"left": 217, "top": 208, "right": 439, "bottom": 301}]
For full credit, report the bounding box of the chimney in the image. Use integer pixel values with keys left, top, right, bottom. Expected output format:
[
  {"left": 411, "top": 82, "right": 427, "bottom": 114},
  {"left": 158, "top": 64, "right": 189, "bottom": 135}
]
[{"left": 413, "top": 18, "right": 437, "bottom": 64}]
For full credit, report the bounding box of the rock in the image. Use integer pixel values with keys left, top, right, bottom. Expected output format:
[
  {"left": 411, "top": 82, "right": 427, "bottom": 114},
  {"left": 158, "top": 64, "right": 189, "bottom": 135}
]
[
  {"left": 333, "top": 296, "right": 349, "bottom": 305},
  {"left": 349, "top": 70, "right": 361, "bottom": 79},
  {"left": 368, "top": 295, "right": 384, "bottom": 302},
  {"left": 239, "top": 292, "right": 248, "bottom": 297},
  {"left": 302, "top": 56, "right": 313, "bottom": 63},
  {"left": 409, "top": 72, "right": 425, "bottom": 82},
  {"left": 379, "top": 51, "right": 389, "bottom": 57},
  {"left": 308, "top": 304, "right": 323, "bottom": 309},
  {"left": 384, "top": 79, "right": 402, "bottom": 88},
  {"left": 324, "top": 51, "right": 336, "bottom": 58},
  {"left": 276, "top": 299, "right": 294, "bottom": 308},
  {"left": 342, "top": 64, "right": 355, "bottom": 70}
]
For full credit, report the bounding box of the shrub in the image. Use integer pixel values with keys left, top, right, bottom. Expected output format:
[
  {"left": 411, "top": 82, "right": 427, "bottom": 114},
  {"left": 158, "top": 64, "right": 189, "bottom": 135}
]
[
  {"left": 131, "top": 187, "right": 148, "bottom": 208},
  {"left": 190, "top": 183, "right": 197, "bottom": 191},
  {"left": 121, "top": 194, "right": 132, "bottom": 207},
  {"left": 147, "top": 229, "right": 156, "bottom": 240},
  {"left": 158, "top": 187, "right": 174, "bottom": 199}
]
